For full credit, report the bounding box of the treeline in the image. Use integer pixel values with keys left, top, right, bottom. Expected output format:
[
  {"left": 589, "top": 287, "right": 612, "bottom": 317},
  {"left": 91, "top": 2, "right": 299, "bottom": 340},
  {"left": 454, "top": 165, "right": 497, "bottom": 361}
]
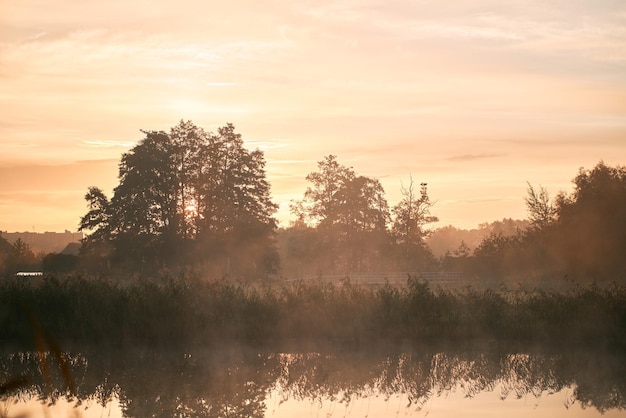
[
  {"left": 1, "top": 276, "right": 624, "bottom": 350},
  {"left": 1, "top": 120, "right": 624, "bottom": 282},
  {"left": 280, "top": 161, "right": 626, "bottom": 283},
  {"left": 43, "top": 120, "right": 441, "bottom": 279},
  {"left": 452, "top": 162, "right": 626, "bottom": 281}
]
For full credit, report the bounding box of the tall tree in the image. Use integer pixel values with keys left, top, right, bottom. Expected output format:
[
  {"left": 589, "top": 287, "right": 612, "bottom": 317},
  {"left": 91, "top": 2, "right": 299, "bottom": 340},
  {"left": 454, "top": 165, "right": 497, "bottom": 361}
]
[
  {"left": 553, "top": 161, "right": 626, "bottom": 277},
  {"left": 110, "top": 129, "right": 178, "bottom": 261},
  {"left": 79, "top": 187, "right": 112, "bottom": 241},
  {"left": 391, "top": 179, "right": 438, "bottom": 270},
  {"left": 291, "top": 155, "right": 390, "bottom": 273},
  {"left": 525, "top": 182, "right": 556, "bottom": 230},
  {"left": 391, "top": 179, "right": 437, "bottom": 246},
  {"left": 79, "top": 121, "right": 278, "bottom": 276},
  {"left": 169, "top": 120, "right": 205, "bottom": 239},
  {"left": 78, "top": 186, "right": 114, "bottom": 260},
  {"left": 292, "top": 155, "right": 356, "bottom": 227},
  {"left": 334, "top": 176, "right": 389, "bottom": 234},
  {"left": 333, "top": 175, "right": 391, "bottom": 271}
]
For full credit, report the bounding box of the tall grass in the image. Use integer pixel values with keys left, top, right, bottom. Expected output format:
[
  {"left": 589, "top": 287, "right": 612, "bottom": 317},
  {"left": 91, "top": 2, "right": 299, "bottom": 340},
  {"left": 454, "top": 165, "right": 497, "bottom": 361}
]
[{"left": 1, "top": 274, "right": 624, "bottom": 350}]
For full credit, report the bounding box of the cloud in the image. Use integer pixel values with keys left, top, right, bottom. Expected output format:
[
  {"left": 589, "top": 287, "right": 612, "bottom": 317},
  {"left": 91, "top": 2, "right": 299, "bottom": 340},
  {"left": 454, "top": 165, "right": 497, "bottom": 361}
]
[
  {"left": 0, "top": 160, "right": 118, "bottom": 193},
  {"left": 245, "top": 140, "right": 287, "bottom": 150},
  {"left": 445, "top": 153, "right": 504, "bottom": 163},
  {"left": 1, "top": 30, "right": 286, "bottom": 81},
  {"left": 79, "top": 139, "right": 137, "bottom": 148}
]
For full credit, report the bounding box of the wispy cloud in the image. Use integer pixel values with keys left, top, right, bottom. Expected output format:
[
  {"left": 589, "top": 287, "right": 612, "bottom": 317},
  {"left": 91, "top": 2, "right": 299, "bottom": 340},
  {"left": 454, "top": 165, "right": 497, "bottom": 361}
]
[
  {"left": 445, "top": 153, "right": 504, "bottom": 163},
  {"left": 1, "top": 0, "right": 625, "bottom": 231},
  {"left": 1, "top": 30, "right": 286, "bottom": 80},
  {"left": 245, "top": 140, "right": 287, "bottom": 150},
  {"left": 79, "top": 139, "right": 136, "bottom": 148}
]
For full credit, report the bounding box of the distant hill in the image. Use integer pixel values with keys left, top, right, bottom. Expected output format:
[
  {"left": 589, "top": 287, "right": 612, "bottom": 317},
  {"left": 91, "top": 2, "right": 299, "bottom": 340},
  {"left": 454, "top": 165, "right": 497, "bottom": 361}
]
[
  {"left": 0, "top": 230, "right": 83, "bottom": 254},
  {"left": 426, "top": 218, "right": 530, "bottom": 258}
]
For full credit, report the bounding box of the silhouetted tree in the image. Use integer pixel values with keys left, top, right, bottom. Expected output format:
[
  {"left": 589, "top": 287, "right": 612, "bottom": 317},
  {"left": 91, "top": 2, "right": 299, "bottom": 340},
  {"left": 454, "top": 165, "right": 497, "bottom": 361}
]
[
  {"left": 461, "top": 162, "right": 626, "bottom": 282},
  {"left": 291, "top": 155, "right": 356, "bottom": 227},
  {"left": 334, "top": 175, "right": 391, "bottom": 271},
  {"left": 552, "top": 161, "right": 626, "bottom": 277},
  {"left": 79, "top": 121, "right": 278, "bottom": 277},
  {"left": 470, "top": 232, "right": 523, "bottom": 279},
  {"left": 525, "top": 182, "right": 557, "bottom": 230},
  {"left": 291, "top": 156, "right": 391, "bottom": 273},
  {"left": 391, "top": 179, "right": 438, "bottom": 271},
  {"left": 78, "top": 186, "right": 114, "bottom": 262},
  {"left": 1, "top": 238, "right": 41, "bottom": 274}
]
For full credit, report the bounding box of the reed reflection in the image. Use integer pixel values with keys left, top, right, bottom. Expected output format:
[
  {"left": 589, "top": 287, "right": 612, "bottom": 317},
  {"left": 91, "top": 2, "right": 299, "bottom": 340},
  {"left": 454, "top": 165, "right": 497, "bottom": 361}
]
[{"left": 1, "top": 345, "right": 624, "bottom": 417}]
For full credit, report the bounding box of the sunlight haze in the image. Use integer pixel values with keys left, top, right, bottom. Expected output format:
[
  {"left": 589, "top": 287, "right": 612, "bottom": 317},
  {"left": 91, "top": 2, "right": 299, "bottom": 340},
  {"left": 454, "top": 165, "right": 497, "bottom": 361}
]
[{"left": 1, "top": 0, "right": 625, "bottom": 232}]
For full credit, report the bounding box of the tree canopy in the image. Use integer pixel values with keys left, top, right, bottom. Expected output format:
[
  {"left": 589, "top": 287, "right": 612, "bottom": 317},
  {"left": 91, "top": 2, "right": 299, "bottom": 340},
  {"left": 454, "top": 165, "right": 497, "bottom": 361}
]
[
  {"left": 287, "top": 155, "right": 436, "bottom": 275},
  {"left": 462, "top": 161, "right": 626, "bottom": 281},
  {"left": 70, "top": 125, "right": 624, "bottom": 284},
  {"left": 79, "top": 121, "right": 278, "bottom": 278}
]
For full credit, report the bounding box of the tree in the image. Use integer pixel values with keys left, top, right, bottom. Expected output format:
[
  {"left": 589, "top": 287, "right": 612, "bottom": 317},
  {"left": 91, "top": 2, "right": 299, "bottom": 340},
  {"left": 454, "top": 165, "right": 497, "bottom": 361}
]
[
  {"left": 391, "top": 179, "right": 438, "bottom": 270},
  {"left": 169, "top": 121, "right": 206, "bottom": 239},
  {"left": 334, "top": 176, "right": 390, "bottom": 234},
  {"left": 291, "top": 155, "right": 391, "bottom": 273},
  {"left": 392, "top": 179, "right": 437, "bottom": 245},
  {"left": 192, "top": 124, "right": 279, "bottom": 277},
  {"left": 525, "top": 182, "right": 556, "bottom": 230},
  {"left": 466, "top": 162, "right": 626, "bottom": 281},
  {"left": 552, "top": 161, "right": 626, "bottom": 277},
  {"left": 79, "top": 187, "right": 113, "bottom": 251},
  {"left": 292, "top": 155, "right": 356, "bottom": 227},
  {"left": 334, "top": 176, "right": 391, "bottom": 271},
  {"left": 79, "top": 121, "right": 278, "bottom": 277},
  {"left": 6, "top": 238, "right": 39, "bottom": 274}
]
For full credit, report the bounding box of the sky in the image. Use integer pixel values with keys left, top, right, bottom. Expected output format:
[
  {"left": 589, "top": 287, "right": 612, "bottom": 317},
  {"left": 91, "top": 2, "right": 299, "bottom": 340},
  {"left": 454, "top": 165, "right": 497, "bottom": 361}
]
[{"left": 1, "top": 0, "right": 625, "bottom": 233}]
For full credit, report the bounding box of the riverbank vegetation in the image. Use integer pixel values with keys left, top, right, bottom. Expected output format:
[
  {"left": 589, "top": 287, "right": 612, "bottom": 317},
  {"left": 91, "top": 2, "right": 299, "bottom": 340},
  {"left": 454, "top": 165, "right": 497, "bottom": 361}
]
[
  {"left": 2, "top": 122, "right": 625, "bottom": 289},
  {"left": 1, "top": 275, "right": 624, "bottom": 351}
]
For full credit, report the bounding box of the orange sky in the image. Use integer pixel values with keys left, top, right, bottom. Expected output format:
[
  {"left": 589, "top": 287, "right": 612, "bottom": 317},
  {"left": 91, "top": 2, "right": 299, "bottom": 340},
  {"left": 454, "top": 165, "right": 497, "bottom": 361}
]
[{"left": 1, "top": 1, "right": 625, "bottom": 232}]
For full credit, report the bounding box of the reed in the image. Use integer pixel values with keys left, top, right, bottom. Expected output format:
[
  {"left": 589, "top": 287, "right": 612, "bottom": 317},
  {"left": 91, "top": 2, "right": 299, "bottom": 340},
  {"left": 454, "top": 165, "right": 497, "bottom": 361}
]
[{"left": 1, "top": 275, "right": 624, "bottom": 350}]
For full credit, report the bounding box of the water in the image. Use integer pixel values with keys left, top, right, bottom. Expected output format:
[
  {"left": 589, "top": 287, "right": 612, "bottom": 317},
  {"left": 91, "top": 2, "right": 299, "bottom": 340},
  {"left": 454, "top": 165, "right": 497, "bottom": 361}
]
[{"left": 1, "top": 345, "right": 624, "bottom": 417}]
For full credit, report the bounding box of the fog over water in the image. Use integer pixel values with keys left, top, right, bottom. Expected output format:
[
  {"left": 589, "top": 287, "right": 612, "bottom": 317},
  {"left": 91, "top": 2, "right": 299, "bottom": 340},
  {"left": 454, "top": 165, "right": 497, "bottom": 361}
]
[{"left": 1, "top": 345, "right": 624, "bottom": 418}]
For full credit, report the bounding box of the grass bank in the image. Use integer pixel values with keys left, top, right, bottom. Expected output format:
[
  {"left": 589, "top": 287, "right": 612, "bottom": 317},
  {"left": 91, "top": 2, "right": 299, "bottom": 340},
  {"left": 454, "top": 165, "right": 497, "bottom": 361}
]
[{"left": 1, "top": 275, "right": 624, "bottom": 350}]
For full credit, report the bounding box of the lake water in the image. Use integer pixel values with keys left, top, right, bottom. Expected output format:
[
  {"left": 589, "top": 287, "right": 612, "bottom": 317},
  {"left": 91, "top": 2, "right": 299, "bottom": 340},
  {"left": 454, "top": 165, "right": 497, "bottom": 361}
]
[{"left": 1, "top": 345, "right": 624, "bottom": 417}]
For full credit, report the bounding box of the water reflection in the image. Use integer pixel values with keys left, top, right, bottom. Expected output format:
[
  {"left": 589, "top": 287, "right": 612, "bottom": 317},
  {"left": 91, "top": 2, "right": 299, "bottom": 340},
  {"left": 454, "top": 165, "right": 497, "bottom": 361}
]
[{"left": 1, "top": 345, "right": 624, "bottom": 417}]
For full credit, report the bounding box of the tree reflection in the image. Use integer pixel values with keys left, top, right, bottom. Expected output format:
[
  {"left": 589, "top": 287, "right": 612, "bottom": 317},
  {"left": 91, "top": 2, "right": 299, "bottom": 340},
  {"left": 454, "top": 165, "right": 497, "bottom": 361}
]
[{"left": 1, "top": 345, "right": 624, "bottom": 417}]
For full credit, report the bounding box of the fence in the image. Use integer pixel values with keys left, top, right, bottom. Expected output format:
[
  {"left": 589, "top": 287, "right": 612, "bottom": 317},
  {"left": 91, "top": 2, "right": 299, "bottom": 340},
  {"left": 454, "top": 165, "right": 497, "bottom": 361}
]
[{"left": 287, "top": 272, "right": 464, "bottom": 285}]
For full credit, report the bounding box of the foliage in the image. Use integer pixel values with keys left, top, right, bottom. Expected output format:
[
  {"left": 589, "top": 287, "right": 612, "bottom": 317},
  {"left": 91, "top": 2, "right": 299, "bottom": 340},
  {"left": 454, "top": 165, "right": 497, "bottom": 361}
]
[
  {"left": 391, "top": 179, "right": 438, "bottom": 245},
  {"left": 525, "top": 182, "right": 557, "bottom": 230},
  {"left": 426, "top": 219, "right": 530, "bottom": 258},
  {"left": 291, "top": 155, "right": 356, "bottom": 227},
  {"left": 290, "top": 155, "right": 393, "bottom": 273},
  {"left": 0, "top": 237, "right": 41, "bottom": 276},
  {"left": 1, "top": 275, "right": 624, "bottom": 350},
  {"left": 78, "top": 121, "right": 278, "bottom": 278},
  {"left": 453, "top": 161, "right": 626, "bottom": 282},
  {"left": 553, "top": 161, "right": 626, "bottom": 277},
  {"left": 287, "top": 156, "right": 438, "bottom": 275},
  {"left": 391, "top": 179, "right": 438, "bottom": 270}
]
